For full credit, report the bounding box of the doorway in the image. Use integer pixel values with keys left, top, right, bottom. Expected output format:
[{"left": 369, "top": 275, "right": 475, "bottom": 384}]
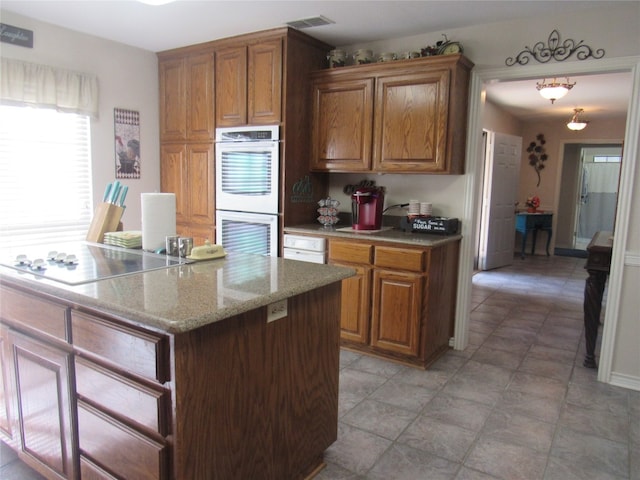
[
  {"left": 555, "top": 143, "right": 622, "bottom": 255},
  {"left": 456, "top": 57, "right": 639, "bottom": 385}
]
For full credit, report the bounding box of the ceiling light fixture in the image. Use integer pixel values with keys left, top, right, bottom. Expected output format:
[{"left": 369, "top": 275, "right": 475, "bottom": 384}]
[
  {"left": 536, "top": 77, "right": 576, "bottom": 104},
  {"left": 567, "top": 108, "right": 589, "bottom": 131}
]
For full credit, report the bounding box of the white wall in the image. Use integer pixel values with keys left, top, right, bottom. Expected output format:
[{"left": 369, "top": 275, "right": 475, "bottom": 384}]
[
  {"left": 0, "top": 10, "right": 160, "bottom": 230},
  {"left": 337, "top": 2, "right": 640, "bottom": 387}
]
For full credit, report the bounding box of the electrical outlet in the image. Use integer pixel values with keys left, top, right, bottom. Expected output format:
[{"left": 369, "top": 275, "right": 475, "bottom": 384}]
[{"left": 267, "top": 299, "right": 287, "bottom": 322}]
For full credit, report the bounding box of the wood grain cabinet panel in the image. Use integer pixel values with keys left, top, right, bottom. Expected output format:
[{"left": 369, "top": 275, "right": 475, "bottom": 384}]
[
  {"left": 0, "top": 287, "right": 69, "bottom": 343},
  {"left": 248, "top": 39, "right": 282, "bottom": 124},
  {"left": 371, "top": 269, "right": 422, "bottom": 356},
  {"left": 159, "top": 57, "right": 187, "bottom": 142},
  {"left": 71, "top": 311, "right": 169, "bottom": 384},
  {"left": 327, "top": 237, "right": 459, "bottom": 368},
  {"left": 310, "top": 77, "right": 374, "bottom": 171},
  {"left": 75, "top": 357, "right": 169, "bottom": 436},
  {"left": 78, "top": 401, "right": 167, "bottom": 480},
  {"left": 373, "top": 70, "right": 450, "bottom": 172},
  {"left": 186, "top": 52, "right": 214, "bottom": 140},
  {"left": 215, "top": 45, "right": 247, "bottom": 126},
  {"left": 10, "top": 331, "right": 76, "bottom": 479},
  {"left": 160, "top": 142, "right": 215, "bottom": 233},
  {"left": 332, "top": 263, "right": 371, "bottom": 344},
  {"left": 310, "top": 55, "right": 473, "bottom": 174},
  {"left": 0, "top": 325, "right": 14, "bottom": 443}
]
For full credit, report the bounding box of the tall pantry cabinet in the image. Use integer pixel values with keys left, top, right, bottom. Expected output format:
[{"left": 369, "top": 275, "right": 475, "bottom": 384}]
[{"left": 158, "top": 28, "right": 332, "bottom": 246}]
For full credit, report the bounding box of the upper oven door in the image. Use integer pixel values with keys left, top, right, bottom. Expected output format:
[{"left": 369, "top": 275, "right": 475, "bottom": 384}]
[{"left": 215, "top": 139, "right": 280, "bottom": 214}]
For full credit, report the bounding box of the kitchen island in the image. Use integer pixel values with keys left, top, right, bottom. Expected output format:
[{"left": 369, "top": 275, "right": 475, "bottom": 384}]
[{"left": 0, "top": 247, "right": 353, "bottom": 480}]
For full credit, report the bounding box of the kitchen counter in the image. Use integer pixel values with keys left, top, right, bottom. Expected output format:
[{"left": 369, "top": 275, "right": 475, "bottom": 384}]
[
  {"left": 0, "top": 247, "right": 352, "bottom": 479},
  {"left": 284, "top": 223, "right": 462, "bottom": 247},
  {"left": 0, "top": 248, "right": 353, "bottom": 334}
]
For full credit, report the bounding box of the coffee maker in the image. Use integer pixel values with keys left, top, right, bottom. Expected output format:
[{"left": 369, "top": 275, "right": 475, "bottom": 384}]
[{"left": 351, "top": 187, "right": 385, "bottom": 230}]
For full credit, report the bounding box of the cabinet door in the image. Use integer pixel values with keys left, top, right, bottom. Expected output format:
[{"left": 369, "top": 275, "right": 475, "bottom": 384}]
[
  {"left": 160, "top": 144, "right": 188, "bottom": 224},
  {"left": 187, "top": 143, "right": 215, "bottom": 225},
  {"left": 159, "top": 58, "right": 187, "bottom": 142},
  {"left": 248, "top": 39, "right": 282, "bottom": 124},
  {"left": 11, "top": 331, "right": 76, "bottom": 479},
  {"left": 373, "top": 70, "right": 450, "bottom": 172},
  {"left": 310, "top": 77, "right": 374, "bottom": 171},
  {"left": 215, "top": 46, "right": 247, "bottom": 127},
  {"left": 0, "top": 325, "right": 14, "bottom": 443},
  {"left": 186, "top": 53, "right": 214, "bottom": 140},
  {"left": 371, "top": 269, "right": 422, "bottom": 356},
  {"left": 332, "top": 263, "right": 371, "bottom": 344}
]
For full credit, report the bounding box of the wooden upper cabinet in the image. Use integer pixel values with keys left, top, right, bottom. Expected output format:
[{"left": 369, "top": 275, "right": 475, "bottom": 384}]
[
  {"left": 159, "top": 53, "right": 214, "bottom": 142},
  {"left": 248, "top": 39, "right": 282, "bottom": 124},
  {"left": 310, "top": 55, "right": 473, "bottom": 174},
  {"left": 215, "top": 46, "right": 247, "bottom": 126},
  {"left": 186, "top": 53, "right": 215, "bottom": 141},
  {"left": 159, "top": 57, "right": 187, "bottom": 141},
  {"left": 310, "top": 77, "right": 374, "bottom": 171},
  {"left": 216, "top": 38, "right": 282, "bottom": 127},
  {"left": 373, "top": 70, "right": 450, "bottom": 172}
]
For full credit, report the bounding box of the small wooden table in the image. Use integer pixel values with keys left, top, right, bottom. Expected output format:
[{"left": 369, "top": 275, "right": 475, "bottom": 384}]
[
  {"left": 583, "top": 230, "right": 613, "bottom": 368},
  {"left": 515, "top": 212, "right": 553, "bottom": 259}
]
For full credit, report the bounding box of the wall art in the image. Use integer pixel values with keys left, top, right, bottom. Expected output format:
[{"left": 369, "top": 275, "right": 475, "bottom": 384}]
[{"left": 114, "top": 108, "right": 140, "bottom": 179}]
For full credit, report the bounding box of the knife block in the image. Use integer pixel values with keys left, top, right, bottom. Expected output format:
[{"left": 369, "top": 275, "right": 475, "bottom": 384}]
[{"left": 86, "top": 203, "right": 125, "bottom": 243}]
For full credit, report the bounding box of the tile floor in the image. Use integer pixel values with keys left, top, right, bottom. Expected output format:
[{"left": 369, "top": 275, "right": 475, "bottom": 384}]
[{"left": 1, "top": 254, "right": 638, "bottom": 479}]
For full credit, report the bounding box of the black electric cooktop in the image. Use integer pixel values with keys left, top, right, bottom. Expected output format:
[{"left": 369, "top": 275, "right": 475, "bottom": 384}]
[{"left": 1, "top": 242, "right": 189, "bottom": 286}]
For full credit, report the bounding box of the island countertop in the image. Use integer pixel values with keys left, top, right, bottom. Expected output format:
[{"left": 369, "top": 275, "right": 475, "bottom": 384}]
[
  {"left": 284, "top": 223, "right": 462, "bottom": 247},
  {"left": 0, "top": 250, "right": 354, "bottom": 334}
]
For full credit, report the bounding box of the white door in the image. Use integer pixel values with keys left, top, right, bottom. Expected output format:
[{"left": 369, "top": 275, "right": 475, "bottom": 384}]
[{"left": 479, "top": 131, "right": 522, "bottom": 270}]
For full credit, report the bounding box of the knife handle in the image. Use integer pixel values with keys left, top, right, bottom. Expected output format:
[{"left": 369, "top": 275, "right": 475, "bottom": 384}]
[{"left": 103, "top": 183, "right": 112, "bottom": 202}]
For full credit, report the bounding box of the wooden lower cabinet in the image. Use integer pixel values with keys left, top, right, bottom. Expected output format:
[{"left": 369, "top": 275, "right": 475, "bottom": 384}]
[
  {"left": 0, "top": 281, "right": 341, "bottom": 479},
  {"left": 10, "top": 331, "right": 76, "bottom": 480},
  {"left": 329, "top": 238, "right": 459, "bottom": 368},
  {"left": 371, "top": 269, "right": 422, "bottom": 356}
]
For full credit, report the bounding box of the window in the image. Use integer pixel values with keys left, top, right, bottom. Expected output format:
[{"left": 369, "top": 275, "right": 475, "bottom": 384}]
[
  {"left": 0, "top": 105, "right": 93, "bottom": 250},
  {"left": 593, "top": 155, "right": 622, "bottom": 163}
]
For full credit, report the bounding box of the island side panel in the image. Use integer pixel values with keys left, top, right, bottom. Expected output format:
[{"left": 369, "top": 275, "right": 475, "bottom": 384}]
[{"left": 171, "top": 282, "right": 341, "bottom": 479}]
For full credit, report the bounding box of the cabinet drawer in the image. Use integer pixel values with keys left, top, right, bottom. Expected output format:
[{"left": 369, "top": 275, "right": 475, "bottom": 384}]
[
  {"left": 329, "top": 241, "right": 373, "bottom": 264},
  {"left": 72, "top": 311, "right": 169, "bottom": 384},
  {"left": 80, "top": 455, "right": 119, "bottom": 480},
  {"left": 0, "top": 287, "right": 69, "bottom": 343},
  {"left": 375, "top": 246, "right": 425, "bottom": 272},
  {"left": 75, "top": 357, "right": 169, "bottom": 436},
  {"left": 78, "top": 401, "right": 167, "bottom": 480}
]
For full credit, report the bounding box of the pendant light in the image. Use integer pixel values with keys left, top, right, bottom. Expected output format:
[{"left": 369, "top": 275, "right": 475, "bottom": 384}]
[
  {"left": 567, "top": 108, "right": 589, "bottom": 131},
  {"left": 536, "top": 77, "right": 575, "bottom": 104}
]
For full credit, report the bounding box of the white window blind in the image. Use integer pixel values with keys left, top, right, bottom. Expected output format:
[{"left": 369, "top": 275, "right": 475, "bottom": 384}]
[{"left": 0, "top": 105, "right": 93, "bottom": 249}]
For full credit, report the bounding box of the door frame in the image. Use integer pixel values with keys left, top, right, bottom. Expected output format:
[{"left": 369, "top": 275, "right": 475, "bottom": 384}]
[
  {"left": 556, "top": 141, "right": 624, "bottom": 251},
  {"left": 456, "top": 56, "right": 640, "bottom": 385}
]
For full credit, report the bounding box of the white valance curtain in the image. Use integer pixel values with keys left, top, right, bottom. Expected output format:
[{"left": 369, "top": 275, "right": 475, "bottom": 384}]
[{"left": 1, "top": 57, "right": 99, "bottom": 117}]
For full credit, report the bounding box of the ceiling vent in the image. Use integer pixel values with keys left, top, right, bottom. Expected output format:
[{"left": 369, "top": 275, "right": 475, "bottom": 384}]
[{"left": 286, "top": 15, "right": 334, "bottom": 29}]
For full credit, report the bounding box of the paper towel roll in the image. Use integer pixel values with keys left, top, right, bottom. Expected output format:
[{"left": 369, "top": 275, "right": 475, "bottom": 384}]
[{"left": 141, "top": 193, "right": 176, "bottom": 251}]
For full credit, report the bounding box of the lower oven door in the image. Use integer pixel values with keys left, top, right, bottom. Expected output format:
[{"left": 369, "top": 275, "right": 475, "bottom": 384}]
[{"left": 215, "top": 210, "right": 279, "bottom": 257}]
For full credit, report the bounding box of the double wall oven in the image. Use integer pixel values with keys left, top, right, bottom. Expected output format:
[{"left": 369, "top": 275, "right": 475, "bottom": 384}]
[{"left": 215, "top": 125, "right": 280, "bottom": 257}]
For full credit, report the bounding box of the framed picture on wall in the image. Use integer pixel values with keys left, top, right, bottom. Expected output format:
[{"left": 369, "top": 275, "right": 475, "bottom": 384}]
[{"left": 114, "top": 108, "right": 140, "bottom": 179}]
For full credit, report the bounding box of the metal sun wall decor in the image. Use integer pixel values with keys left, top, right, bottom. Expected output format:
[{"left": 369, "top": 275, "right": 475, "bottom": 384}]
[{"left": 505, "top": 29, "right": 605, "bottom": 66}]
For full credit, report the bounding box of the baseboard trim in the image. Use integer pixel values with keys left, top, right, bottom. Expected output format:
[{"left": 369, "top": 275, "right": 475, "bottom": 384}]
[{"left": 608, "top": 371, "right": 640, "bottom": 392}]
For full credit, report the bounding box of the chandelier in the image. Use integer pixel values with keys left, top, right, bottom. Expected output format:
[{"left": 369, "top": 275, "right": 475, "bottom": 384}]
[
  {"left": 536, "top": 77, "right": 576, "bottom": 104},
  {"left": 567, "top": 108, "right": 589, "bottom": 131}
]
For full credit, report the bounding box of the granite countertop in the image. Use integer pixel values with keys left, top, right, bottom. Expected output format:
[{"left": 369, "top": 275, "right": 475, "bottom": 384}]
[
  {"left": 0, "top": 250, "right": 354, "bottom": 335},
  {"left": 284, "top": 224, "right": 462, "bottom": 247}
]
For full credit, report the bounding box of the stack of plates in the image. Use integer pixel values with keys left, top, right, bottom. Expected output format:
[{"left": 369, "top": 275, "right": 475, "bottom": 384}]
[{"left": 103, "top": 231, "right": 142, "bottom": 249}]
